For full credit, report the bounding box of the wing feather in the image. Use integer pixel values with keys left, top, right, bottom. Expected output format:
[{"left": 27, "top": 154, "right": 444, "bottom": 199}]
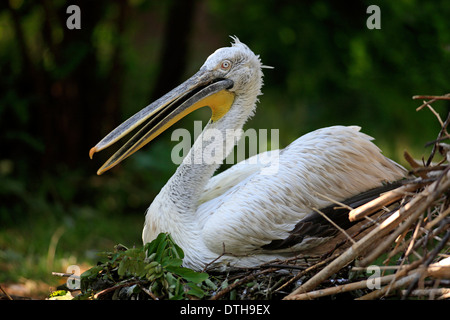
[{"left": 199, "top": 126, "right": 407, "bottom": 255}]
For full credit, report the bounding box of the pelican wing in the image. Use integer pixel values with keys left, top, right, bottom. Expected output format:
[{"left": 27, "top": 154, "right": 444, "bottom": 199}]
[{"left": 199, "top": 126, "right": 406, "bottom": 255}]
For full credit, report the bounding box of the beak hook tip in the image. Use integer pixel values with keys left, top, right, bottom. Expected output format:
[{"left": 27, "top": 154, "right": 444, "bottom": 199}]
[{"left": 89, "top": 147, "right": 97, "bottom": 159}]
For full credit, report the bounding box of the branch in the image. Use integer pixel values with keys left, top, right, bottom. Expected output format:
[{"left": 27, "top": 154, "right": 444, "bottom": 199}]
[
  {"left": 348, "top": 183, "right": 420, "bottom": 222},
  {"left": 284, "top": 170, "right": 450, "bottom": 299}
]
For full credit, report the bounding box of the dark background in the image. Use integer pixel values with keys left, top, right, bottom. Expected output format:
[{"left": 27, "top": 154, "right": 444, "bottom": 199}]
[{"left": 1, "top": 0, "right": 449, "bottom": 296}]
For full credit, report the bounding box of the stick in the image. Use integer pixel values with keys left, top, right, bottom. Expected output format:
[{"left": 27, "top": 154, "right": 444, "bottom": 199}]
[
  {"left": 0, "top": 285, "right": 13, "bottom": 300},
  {"left": 275, "top": 254, "right": 338, "bottom": 293},
  {"left": 93, "top": 280, "right": 141, "bottom": 299},
  {"left": 402, "top": 229, "right": 450, "bottom": 299},
  {"left": 401, "top": 288, "right": 450, "bottom": 299},
  {"left": 289, "top": 274, "right": 398, "bottom": 300},
  {"left": 314, "top": 192, "right": 354, "bottom": 211},
  {"left": 284, "top": 171, "right": 450, "bottom": 299},
  {"left": 357, "top": 272, "right": 418, "bottom": 300},
  {"left": 139, "top": 285, "right": 159, "bottom": 300},
  {"left": 52, "top": 272, "right": 80, "bottom": 279},
  {"left": 413, "top": 93, "right": 450, "bottom": 111},
  {"left": 357, "top": 209, "right": 423, "bottom": 267},
  {"left": 404, "top": 215, "right": 423, "bottom": 258},
  {"left": 385, "top": 219, "right": 449, "bottom": 263},
  {"left": 424, "top": 206, "right": 450, "bottom": 230},
  {"left": 413, "top": 94, "right": 450, "bottom": 101},
  {"left": 348, "top": 183, "right": 419, "bottom": 222},
  {"left": 311, "top": 207, "right": 356, "bottom": 244},
  {"left": 210, "top": 268, "right": 277, "bottom": 300},
  {"left": 426, "top": 112, "right": 450, "bottom": 166},
  {"left": 357, "top": 258, "right": 450, "bottom": 300}
]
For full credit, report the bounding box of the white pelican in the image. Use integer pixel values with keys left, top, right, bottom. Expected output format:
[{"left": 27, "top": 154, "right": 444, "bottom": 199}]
[{"left": 90, "top": 37, "right": 406, "bottom": 271}]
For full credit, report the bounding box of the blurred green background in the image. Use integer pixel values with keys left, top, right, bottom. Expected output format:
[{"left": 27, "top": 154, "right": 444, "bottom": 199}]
[{"left": 1, "top": 0, "right": 449, "bottom": 298}]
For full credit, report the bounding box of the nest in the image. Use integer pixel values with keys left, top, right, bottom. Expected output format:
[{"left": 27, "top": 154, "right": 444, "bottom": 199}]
[{"left": 51, "top": 94, "right": 450, "bottom": 301}]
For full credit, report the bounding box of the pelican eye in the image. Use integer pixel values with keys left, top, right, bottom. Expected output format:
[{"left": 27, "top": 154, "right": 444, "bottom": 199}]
[{"left": 220, "top": 60, "right": 232, "bottom": 71}]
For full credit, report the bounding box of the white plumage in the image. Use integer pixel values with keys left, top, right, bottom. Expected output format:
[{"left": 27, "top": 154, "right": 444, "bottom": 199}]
[{"left": 91, "top": 38, "right": 406, "bottom": 271}]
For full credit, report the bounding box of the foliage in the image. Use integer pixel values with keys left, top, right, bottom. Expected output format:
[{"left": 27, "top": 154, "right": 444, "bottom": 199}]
[{"left": 78, "top": 233, "right": 210, "bottom": 300}]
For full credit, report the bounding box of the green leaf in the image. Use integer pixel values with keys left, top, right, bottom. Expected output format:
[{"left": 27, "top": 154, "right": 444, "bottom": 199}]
[
  {"left": 185, "top": 282, "right": 206, "bottom": 298},
  {"left": 204, "top": 278, "right": 218, "bottom": 290},
  {"left": 110, "top": 252, "right": 122, "bottom": 264},
  {"left": 81, "top": 265, "right": 103, "bottom": 279},
  {"left": 145, "top": 233, "right": 167, "bottom": 256},
  {"left": 117, "top": 257, "right": 128, "bottom": 276},
  {"left": 155, "top": 234, "right": 169, "bottom": 261},
  {"left": 78, "top": 233, "right": 211, "bottom": 300},
  {"left": 167, "top": 234, "right": 184, "bottom": 259},
  {"left": 161, "top": 257, "right": 183, "bottom": 268},
  {"left": 166, "top": 266, "right": 209, "bottom": 283},
  {"left": 136, "top": 263, "right": 147, "bottom": 278},
  {"left": 124, "top": 247, "right": 144, "bottom": 259}
]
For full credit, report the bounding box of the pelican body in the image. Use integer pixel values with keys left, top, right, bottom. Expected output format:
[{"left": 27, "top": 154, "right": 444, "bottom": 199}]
[{"left": 90, "top": 38, "right": 406, "bottom": 271}]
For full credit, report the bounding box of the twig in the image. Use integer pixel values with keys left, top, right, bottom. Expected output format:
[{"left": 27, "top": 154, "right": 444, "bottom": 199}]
[
  {"left": 285, "top": 170, "right": 450, "bottom": 299},
  {"left": 385, "top": 220, "right": 449, "bottom": 263},
  {"left": 409, "top": 165, "right": 447, "bottom": 175},
  {"left": 357, "top": 206, "right": 423, "bottom": 267},
  {"left": 356, "top": 259, "right": 423, "bottom": 300},
  {"left": 93, "top": 280, "right": 141, "bottom": 299},
  {"left": 357, "top": 257, "right": 450, "bottom": 300},
  {"left": 210, "top": 268, "right": 277, "bottom": 300},
  {"left": 413, "top": 94, "right": 450, "bottom": 106},
  {"left": 289, "top": 273, "right": 398, "bottom": 300},
  {"left": 311, "top": 207, "right": 356, "bottom": 244},
  {"left": 203, "top": 243, "right": 230, "bottom": 273},
  {"left": 424, "top": 206, "right": 450, "bottom": 230},
  {"left": 426, "top": 112, "right": 450, "bottom": 166},
  {"left": 259, "top": 264, "right": 306, "bottom": 270},
  {"left": 358, "top": 272, "right": 418, "bottom": 300},
  {"left": 403, "top": 150, "right": 421, "bottom": 171},
  {"left": 351, "top": 265, "right": 415, "bottom": 272},
  {"left": 52, "top": 272, "right": 79, "bottom": 279},
  {"left": 0, "top": 285, "right": 13, "bottom": 300},
  {"left": 275, "top": 254, "right": 339, "bottom": 293},
  {"left": 413, "top": 94, "right": 450, "bottom": 112},
  {"left": 401, "top": 288, "right": 450, "bottom": 299},
  {"left": 421, "top": 101, "right": 445, "bottom": 126},
  {"left": 139, "top": 284, "right": 159, "bottom": 300},
  {"left": 314, "top": 192, "right": 354, "bottom": 211},
  {"left": 424, "top": 135, "right": 450, "bottom": 147},
  {"left": 404, "top": 215, "right": 423, "bottom": 258},
  {"left": 348, "top": 183, "right": 419, "bottom": 222},
  {"left": 402, "top": 229, "right": 450, "bottom": 299}
]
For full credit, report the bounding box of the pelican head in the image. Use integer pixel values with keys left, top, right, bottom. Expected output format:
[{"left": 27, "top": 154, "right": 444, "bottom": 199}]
[{"left": 89, "top": 37, "right": 264, "bottom": 174}]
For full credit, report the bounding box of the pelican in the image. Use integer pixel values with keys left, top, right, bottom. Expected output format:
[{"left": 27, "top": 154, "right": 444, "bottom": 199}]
[{"left": 90, "top": 37, "right": 406, "bottom": 271}]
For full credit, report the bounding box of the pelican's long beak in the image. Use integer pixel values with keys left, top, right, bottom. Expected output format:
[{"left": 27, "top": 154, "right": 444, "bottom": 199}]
[{"left": 89, "top": 69, "right": 234, "bottom": 175}]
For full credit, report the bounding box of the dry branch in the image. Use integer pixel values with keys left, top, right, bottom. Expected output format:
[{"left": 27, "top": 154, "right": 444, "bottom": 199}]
[
  {"left": 288, "top": 274, "right": 397, "bottom": 300},
  {"left": 348, "top": 183, "right": 420, "bottom": 222},
  {"left": 401, "top": 288, "right": 450, "bottom": 299},
  {"left": 285, "top": 169, "right": 450, "bottom": 300},
  {"left": 357, "top": 257, "right": 450, "bottom": 300}
]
